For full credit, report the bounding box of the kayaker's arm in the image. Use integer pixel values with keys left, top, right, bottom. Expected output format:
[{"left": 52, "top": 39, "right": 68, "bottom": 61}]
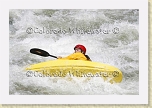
[
  {"left": 57, "top": 53, "right": 91, "bottom": 61},
  {"left": 57, "top": 56, "right": 62, "bottom": 59}
]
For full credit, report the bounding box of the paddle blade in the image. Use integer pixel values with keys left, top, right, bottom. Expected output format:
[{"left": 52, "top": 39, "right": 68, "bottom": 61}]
[
  {"left": 30, "top": 48, "right": 50, "bottom": 57},
  {"left": 30, "top": 48, "right": 57, "bottom": 58}
]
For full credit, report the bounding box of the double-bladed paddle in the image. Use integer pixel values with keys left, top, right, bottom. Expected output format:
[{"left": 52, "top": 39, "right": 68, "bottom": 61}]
[{"left": 30, "top": 48, "right": 57, "bottom": 58}]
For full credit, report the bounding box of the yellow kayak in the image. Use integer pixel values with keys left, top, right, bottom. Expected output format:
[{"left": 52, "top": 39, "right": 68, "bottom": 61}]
[{"left": 26, "top": 60, "right": 123, "bottom": 83}]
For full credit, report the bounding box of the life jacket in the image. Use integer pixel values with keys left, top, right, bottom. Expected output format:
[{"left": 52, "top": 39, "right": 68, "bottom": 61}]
[{"left": 59, "top": 52, "right": 91, "bottom": 61}]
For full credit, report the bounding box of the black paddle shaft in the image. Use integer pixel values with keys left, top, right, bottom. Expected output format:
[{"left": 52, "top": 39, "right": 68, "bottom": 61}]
[{"left": 30, "top": 48, "right": 57, "bottom": 58}]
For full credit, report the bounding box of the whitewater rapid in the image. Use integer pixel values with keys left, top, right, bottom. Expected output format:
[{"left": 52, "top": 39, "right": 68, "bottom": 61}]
[{"left": 9, "top": 9, "right": 139, "bottom": 95}]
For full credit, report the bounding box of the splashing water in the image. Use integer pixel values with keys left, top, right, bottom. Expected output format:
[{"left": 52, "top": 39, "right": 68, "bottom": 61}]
[{"left": 9, "top": 9, "right": 139, "bottom": 95}]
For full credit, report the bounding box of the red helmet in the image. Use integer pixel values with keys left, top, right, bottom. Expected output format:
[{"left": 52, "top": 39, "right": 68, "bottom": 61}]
[{"left": 74, "top": 44, "right": 86, "bottom": 54}]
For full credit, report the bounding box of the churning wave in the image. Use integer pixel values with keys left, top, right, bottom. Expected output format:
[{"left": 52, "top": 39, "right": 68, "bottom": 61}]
[{"left": 9, "top": 9, "right": 139, "bottom": 95}]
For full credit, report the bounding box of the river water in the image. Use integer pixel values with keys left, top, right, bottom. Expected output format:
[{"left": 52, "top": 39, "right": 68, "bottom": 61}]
[{"left": 9, "top": 9, "right": 139, "bottom": 95}]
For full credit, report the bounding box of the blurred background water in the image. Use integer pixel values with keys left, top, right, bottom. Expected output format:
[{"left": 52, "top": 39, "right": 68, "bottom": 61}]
[{"left": 9, "top": 9, "right": 139, "bottom": 95}]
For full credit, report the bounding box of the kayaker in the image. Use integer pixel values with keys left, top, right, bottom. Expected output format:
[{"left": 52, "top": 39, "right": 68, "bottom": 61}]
[{"left": 57, "top": 44, "right": 91, "bottom": 61}]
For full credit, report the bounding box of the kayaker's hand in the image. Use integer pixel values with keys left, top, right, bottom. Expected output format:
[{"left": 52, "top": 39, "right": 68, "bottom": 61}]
[{"left": 57, "top": 56, "right": 62, "bottom": 59}]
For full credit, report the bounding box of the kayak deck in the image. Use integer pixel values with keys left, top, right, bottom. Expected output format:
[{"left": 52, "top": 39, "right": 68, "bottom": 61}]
[{"left": 26, "top": 60, "right": 123, "bottom": 83}]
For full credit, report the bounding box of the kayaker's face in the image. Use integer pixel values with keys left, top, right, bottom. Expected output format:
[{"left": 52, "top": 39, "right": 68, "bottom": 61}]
[{"left": 75, "top": 48, "right": 82, "bottom": 53}]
